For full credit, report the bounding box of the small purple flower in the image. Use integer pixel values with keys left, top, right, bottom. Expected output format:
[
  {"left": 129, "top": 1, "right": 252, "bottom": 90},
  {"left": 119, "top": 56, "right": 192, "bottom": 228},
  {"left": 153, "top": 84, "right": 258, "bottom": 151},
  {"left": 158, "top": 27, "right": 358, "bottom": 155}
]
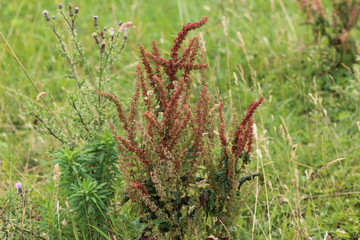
[
  {"left": 15, "top": 182, "right": 22, "bottom": 194},
  {"left": 15, "top": 182, "right": 22, "bottom": 190},
  {"left": 43, "top": 10, "right": 50, "bottom": 21},
  {"left": 93, "top": 16, "right": 98, "bottom": 27},
  {"left": 58, "top": 3, "right": 63, "bottom": 10},
  {"left": 75, "top": 7, "right": 79, "bottom": 14}
]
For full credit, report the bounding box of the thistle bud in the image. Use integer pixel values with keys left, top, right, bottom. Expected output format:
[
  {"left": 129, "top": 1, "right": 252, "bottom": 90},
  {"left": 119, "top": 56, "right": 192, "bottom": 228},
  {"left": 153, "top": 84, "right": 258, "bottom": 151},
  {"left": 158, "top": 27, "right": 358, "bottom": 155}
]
[
  {"left": 118, "top": 21, "right": 123, "bottom": 26},
  {"left": 58, "top": 3, "right": 63, "bottom": 10},
  {"left": 100, "top": 31, "right": 105, "bottom": 39},
  {"left": 93, "top": 16, "right": 98, "bottom": 27},
  {"left": 92, "top": 32, "right": 100, "bottom": 44},
  {"left": 52, "top": 15, "right": 56, "bottom": 20},
  {"left": 100, "top": 42, "right": 106, "bottom": 53},
  {"left": 75, "top": 7, "right": 79, "bottom": 14},
  {"left": 103, "top": 26, "right": 107, "bottom": 31},
  {"left": 68, "top": 3, "right": 73, "bottom": 17},
  {"left": 43, "top": 10, "right": 50, "bottom": 21}
]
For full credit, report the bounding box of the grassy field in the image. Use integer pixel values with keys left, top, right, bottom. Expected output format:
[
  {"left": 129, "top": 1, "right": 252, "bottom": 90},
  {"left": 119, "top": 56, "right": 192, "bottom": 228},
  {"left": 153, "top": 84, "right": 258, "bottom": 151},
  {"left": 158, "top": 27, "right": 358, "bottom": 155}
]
[{"left": 1, "top": 0, "right": 359, "bottom": 239}]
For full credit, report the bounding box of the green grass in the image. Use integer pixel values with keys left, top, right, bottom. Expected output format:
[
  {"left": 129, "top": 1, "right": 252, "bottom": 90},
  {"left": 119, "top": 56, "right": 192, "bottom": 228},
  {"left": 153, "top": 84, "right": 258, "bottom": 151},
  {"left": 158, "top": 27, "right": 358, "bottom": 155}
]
[{"left": 1, "top": 0, "right": 359, "bottom": 239}]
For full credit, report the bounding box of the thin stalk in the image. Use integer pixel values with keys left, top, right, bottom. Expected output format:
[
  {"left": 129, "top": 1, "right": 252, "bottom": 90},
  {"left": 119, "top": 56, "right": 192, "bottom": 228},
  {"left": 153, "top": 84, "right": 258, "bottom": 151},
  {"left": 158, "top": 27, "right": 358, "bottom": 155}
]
[
  {"left": 35, "top": 115, "right": 65, "bottom": 144},
  {"left": 99, "top": 51, "right": 103, "bottom": 106},
  {"left": 48, "top": 22, "right": 82, "bottom": 89},
  {"left": 71, "top": 97, "right": 90, "bottom": 132},
  {"left": 60, "top": 10, "right": 96, "bottom": 87}
]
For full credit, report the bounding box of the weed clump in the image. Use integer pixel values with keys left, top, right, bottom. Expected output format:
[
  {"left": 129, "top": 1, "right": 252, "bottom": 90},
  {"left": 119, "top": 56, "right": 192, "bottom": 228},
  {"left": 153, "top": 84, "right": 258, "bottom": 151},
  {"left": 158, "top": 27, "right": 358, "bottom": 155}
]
[
  {"left": 297, "top": 0, "right": 359, "bottom": 67},
  {"left": 99, "top": 16, "right": 264, "bottom": 239}
]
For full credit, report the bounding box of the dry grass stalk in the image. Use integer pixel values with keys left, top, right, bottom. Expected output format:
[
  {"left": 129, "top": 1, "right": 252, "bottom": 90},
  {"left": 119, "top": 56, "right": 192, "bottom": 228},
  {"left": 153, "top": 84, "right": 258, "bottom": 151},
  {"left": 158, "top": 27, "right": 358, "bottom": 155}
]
[{"left": 306, "top": 158, "right": 345, "bottom": 189}]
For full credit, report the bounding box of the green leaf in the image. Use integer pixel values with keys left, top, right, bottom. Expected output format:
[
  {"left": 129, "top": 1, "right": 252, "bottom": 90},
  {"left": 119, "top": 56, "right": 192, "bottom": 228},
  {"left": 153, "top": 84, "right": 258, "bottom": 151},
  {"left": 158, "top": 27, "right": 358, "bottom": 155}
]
[{"left": 90, "top": 225, "right": 111, "bottom": 240}]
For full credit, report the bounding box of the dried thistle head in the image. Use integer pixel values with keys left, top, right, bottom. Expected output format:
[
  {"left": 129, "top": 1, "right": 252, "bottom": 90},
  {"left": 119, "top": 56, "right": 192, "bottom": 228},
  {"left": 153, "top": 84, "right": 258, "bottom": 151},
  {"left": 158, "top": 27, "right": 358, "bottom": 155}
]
[
  {"left": 100, "top": 42, "right": 106, "bottom": 53},
  {"left": 68, "top": 3, "right": 73, "bottom": 17},
  {"left": 118, "top": 21, "right": 133, "bottom": 32}
]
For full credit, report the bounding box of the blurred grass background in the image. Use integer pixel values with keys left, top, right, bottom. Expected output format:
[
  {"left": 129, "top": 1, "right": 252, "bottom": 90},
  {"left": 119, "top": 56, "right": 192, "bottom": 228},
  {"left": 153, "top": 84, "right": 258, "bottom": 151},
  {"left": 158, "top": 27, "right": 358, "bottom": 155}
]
[{"left": 1, "top": 0, "right": 359, "bottom": 239}]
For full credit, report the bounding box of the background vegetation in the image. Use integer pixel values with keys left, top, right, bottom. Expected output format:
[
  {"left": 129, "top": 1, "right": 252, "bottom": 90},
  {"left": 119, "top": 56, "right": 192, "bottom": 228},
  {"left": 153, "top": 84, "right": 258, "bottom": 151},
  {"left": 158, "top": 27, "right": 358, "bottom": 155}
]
[{"left": 1, "top": 0, "right": 359, "bottom": 239}]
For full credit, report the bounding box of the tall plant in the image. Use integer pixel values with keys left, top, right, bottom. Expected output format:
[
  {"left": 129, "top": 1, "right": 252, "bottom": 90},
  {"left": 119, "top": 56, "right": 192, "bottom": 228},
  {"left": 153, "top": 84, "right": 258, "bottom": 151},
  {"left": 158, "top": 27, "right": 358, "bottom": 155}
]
[
  {"left": 98, "top": 16, "right": 264, "bottom": 239},
  {"left": 297, "top": 0, "right": 359, "bottom": 67}
]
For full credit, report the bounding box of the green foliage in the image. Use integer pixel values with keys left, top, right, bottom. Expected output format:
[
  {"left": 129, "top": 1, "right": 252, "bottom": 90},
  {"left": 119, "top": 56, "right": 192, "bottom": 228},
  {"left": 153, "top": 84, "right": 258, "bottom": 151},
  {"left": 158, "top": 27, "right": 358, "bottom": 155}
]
[
  {"left": 23, "top": 3, "right": 133, "bottom": 147},
  {"left": 1, "top": 0, "right": 360, "bottom": 239},
  {"left": 51, "top": 129, "right": 120, "bottom": 238},
  {"left": 297, "top": 0, "right": 359, "bottom": 68},
  {"left": 37, "top": 199, "right": 72, "bottom": 239}
]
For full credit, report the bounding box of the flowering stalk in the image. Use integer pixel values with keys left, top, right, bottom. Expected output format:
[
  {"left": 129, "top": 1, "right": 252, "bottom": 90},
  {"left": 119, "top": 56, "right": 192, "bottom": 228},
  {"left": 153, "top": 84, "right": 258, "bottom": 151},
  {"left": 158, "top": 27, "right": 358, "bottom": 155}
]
[{"left": 100, "top": 16, "right": 264, "bottom": 239}]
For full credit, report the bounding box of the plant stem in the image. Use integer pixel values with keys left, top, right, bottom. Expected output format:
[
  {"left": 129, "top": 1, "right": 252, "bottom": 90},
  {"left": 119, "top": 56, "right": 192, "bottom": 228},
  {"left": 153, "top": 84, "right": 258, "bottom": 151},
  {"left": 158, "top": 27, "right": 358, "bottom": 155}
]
[
  {"left": 71, "top": 97, "right": 90, "bottom": 132},
  {"left": 60, "top": 10, "right": 96, "bottom": 87},
  {"left": 35, "top": 115, "right": 64, "bottom": 144},
  {"left": 49, "top": 22, "right": 82, "bottom": 89}
]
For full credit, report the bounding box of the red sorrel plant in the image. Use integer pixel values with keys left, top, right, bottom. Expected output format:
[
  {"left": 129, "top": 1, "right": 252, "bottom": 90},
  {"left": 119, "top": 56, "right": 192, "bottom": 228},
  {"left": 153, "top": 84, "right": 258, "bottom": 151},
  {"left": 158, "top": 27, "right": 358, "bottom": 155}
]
[
  {"left": 98, "top": 17, "right": 264, "bottom": 239},
  {"left": 297, "top": 0, "right": 359, "bottom": 67}
]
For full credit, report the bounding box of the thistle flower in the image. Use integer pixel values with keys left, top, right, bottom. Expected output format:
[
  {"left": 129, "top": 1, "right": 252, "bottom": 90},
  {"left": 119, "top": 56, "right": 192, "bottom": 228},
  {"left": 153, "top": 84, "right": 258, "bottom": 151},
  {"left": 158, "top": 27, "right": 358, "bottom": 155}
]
[
  {"left": 109, "top": 27, "right": 114, "bottom": 38},
  {"left": 43, "top": 10, "right": 50, "bottom": 21},
  {"left": 58, "top": 3, "right": 63, "bottom": 9},
  {"left": 93, "top": 16, "right": 98, "bottom": 27},
  {"left": 15, "top": 182, "right": 22, "bottom": 194},
  {"left": 52, "top": 15, "right": 56, "bottom": 20},
  {"left": 118, "top": 20, "right": 123, "bottom": 26},
  {"left": 75, "top": 7, "right": 79, "bottom": 14}
]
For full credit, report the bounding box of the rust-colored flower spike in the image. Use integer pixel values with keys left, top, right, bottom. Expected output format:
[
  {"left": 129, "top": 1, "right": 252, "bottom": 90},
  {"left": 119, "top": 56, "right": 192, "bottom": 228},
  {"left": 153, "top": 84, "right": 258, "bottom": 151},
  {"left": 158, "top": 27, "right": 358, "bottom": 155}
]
[
  {"left": 232, "top": 96, "right": 264, "bottom": 159},
  {"left": 219, "top": 101, "right": 227, "bottom": 147},
  {"left": 142, "top": 16, "right": 208, "bottom": 90},
  {"left": 170, "top": 16, "right": 208, "bottom": 60}
]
